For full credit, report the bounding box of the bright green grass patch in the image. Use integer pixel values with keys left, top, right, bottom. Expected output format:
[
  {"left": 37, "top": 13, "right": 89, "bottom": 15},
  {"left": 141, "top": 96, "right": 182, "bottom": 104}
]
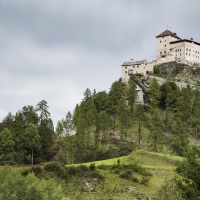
[
  {"left": 67, "top": 155, "right": 129, "bottom": 167},
  {"left": 147, "top": 151, "right": 184, "bottom": 162},
  {"left": 66, "top": 149, "right": 184, "bottom": 171}
]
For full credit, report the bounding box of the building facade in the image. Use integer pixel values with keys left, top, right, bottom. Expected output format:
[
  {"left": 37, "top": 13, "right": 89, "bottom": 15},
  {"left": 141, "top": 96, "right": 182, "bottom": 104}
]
[{"left": 156, "top": 30, "right": 200, "bottom": 64}]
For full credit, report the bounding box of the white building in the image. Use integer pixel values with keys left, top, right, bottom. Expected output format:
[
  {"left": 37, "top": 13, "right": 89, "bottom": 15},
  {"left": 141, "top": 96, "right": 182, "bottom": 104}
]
[
  {"left": 156, "top": 30, "right": 200, "bottom": 64},
  {"left": 122, "top": 29, "right": 200, "bottom": 83}
]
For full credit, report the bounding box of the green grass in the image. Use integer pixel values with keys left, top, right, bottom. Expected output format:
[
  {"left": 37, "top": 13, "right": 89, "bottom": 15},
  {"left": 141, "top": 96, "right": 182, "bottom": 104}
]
[{"left": 67, "top": 149, "right": 183, "bottom": 170}]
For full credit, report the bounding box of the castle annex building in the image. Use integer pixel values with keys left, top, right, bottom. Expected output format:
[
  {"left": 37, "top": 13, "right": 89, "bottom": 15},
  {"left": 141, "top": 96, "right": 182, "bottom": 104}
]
[{"left": 122, "top": 30, "right": 200, "bottom": 83}]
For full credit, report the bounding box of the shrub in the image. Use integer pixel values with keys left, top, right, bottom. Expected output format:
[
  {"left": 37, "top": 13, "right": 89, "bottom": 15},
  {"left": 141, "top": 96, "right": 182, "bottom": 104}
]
[
  {"left": 132, "top": 176, "right": 140, "bottom": 183},
  {"left": 21, "top": 169, "right": 31, "bottom": 176},
  {"left": 119, "top": 169, "right": 132, "bottom": 180},
  {"left": 97, "top": 164, "right": 110, "bottom": 170},
  {"left": 32, "top": 165, "right": 43, "bottom": 175},
  {"left": 44, "top": 162, "right": 66, "bottom": 178},
  {"left": 153, "top": 65, "right": 160, "bottom": 74},
  {"left": 44, "top": 162, "right": 63, "bottom": 172},
  {"left": 89, "top": 163, "right": 96, "bottom": 171},
  {"left": 66, "top": 166, "right": 80, "bottom": 176},
  {"left": 89, "top": 171, "right": 104, "bottom": 180},
  {"left": 78, "top": 165, "right": 89, "bottom": 172},
  {"left": 141, "top": 176, "right": 150, "bottom": 185}
]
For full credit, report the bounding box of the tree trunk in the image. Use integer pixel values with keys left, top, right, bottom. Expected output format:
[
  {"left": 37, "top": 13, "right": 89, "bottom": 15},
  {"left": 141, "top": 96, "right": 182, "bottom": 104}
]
[
  {"left": 31, "top": 149, "right": 34, "bottom": 168},
  {"left": 138, "top": 118, "right": 141, "bottom": 147}
]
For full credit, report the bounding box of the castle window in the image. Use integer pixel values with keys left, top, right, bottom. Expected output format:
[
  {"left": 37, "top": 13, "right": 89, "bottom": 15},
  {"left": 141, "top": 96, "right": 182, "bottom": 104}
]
[
  {"left": 164, "top": 44, "right": 166, "bottom": 47},
  {"left": 160, "top": 52, "right": 162, "bottom": 55},
  {"left": 186, "top": 53, "right": 188, "bottom": 56},
  {"left": 160, "top": 41, "right": 162, "bottom": 43},
  {"left": 186, "top": 48, "right": 188, "bottom": 51},
  {"left": 164, "top": 51, "right": 166, "bottom": 54},
  {"left": 125, "top": 71, "right": 127, "bottom": 73},
  {"left": 180, "top": 54, "right": 181, "bottom": 56},
  {"left": 125, "top": 66, "right": 127, "bottom": 69}
]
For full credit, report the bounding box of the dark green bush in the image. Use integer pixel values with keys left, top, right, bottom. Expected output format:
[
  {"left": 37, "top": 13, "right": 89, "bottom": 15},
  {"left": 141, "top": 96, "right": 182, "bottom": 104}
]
[
  {"left": 89, "top": 163, "right": 96, "bottom": 171},
  {"left": 119, "top": 169, "right": 132, "bottom": 180},
  {"left": 141, "top": 176, "right": 150, "bottom": 185},
  {"left": 44, "top": 162, "right": 63, "bottom": 172},
  {"left": 78, "top": 165, "right": 89, "bottom": 172},
  {"left": 89, "top": 171, "right": 104, "bottom": 180},
  {"left": 66, "top": 166, "right": 82, "bottom": 176},
  {"left": 32, "top": 165, "right": 43, "bottom": 175},
  {"left": 21, "top": 169, "right": 30, "bottom": 176},
  {"left": 44, "top": 161, "right": 67, "bottom": 178},
  {"left": 132, "top": 176, "right": 140, "bottom": 183},
  {"left": 97, "top": 164, "right": 110, "bottom": 170}
]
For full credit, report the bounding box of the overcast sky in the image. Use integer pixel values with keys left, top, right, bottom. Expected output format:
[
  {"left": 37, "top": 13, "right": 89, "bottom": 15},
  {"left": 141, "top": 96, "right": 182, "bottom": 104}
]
[{"left": 1, "top": 0, "right": 200, "bottom": 125}]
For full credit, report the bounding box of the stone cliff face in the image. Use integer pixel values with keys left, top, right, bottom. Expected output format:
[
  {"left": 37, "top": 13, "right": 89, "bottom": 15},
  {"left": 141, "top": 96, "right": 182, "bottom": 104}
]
[
  {"left": 130, "top": 61, "right": 200, "bottom": 104},
  {"left": 132, "top": 62, "right": 200, "bottom": 92}
]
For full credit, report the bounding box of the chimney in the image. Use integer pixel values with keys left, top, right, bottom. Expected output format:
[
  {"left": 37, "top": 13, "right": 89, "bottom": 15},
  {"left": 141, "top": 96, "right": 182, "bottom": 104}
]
[{"left": 190, "top": 38, "right": 193, "bottom": 41}]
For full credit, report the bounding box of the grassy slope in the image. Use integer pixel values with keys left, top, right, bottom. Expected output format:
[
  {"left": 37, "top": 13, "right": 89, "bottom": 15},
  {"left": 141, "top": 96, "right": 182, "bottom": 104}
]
[
  {"left": 66, "top": 150, "right": 183, "bottom": 199},
  {"left": 0, "top": 150, "right": 183, "bottom": 200}
]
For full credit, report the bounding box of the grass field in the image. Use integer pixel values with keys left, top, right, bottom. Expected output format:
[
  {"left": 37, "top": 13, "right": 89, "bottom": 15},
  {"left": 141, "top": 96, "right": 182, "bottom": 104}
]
[{"left": 64, "top": 149, "right": 184, "bottom": 199}]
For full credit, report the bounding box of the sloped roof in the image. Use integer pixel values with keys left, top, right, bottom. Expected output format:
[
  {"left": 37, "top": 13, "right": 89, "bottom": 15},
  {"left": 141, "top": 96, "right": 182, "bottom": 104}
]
[
  {"left": 122, "top": 60, "right": 146, "bottom": 66},
  {"left": 156, "top": 30, "right": 181, "bottom": 39}
]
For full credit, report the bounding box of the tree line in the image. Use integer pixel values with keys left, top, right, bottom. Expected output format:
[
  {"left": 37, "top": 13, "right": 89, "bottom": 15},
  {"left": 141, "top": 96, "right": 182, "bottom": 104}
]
[{"left": 0, "top": 77, "right": 200, "bottom": 165}]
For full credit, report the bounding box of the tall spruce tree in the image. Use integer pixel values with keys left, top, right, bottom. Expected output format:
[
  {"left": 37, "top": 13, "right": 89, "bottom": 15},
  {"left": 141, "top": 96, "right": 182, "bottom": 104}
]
[
  {"left": 24, "top": 123, "right": 41, "bottom": 166},
  {"left": 0, "top": 128, "right": 15, "bottom": 165}
]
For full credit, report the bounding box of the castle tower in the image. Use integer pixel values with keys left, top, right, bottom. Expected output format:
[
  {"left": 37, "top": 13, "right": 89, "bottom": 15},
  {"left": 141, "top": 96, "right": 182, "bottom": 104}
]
[{"left": 156, "top": 30, "right": 181, "bottom": 58}]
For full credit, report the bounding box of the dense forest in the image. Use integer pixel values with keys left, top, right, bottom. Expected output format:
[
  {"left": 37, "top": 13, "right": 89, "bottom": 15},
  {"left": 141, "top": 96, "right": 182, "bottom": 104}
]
[{"left": 0, "top": 75, "right": 200, "bottom": 199}]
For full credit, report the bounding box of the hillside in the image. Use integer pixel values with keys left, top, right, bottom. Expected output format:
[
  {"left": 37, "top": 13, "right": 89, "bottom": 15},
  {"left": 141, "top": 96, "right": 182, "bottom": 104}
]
[
  {"left": 15, "top": 149, "right": 182, "bottom": 200},
  {"left": 1, "top": 61, "right": 200, "bottom": 199}
]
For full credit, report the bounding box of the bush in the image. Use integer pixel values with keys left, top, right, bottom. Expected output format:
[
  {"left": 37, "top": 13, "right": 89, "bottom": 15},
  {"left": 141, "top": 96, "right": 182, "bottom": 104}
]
[
  {"left": 0, "top": 169, "right": 67, "bottom": 200},
  {"left": 97, "top": 164, "right": 110, "bottom": 170},
  {"left": 153, "top": 65, "right": 160, "bottom": 74},
  {"left": 32, "top": 165, "right": 43, "bottom": 175},
  {"left": 44, "top": 162, "right": 63, "bottom": 172},
  {"left": 119, "top": 169, "right": 132, "bottom": 180},
  {"left": 78, "top": 165, "right": 89, "bottom": 172},
  {"left": 44, "top": 162, "right": 66, "bottom": 178},
  {"left": 117, "top": 145, "right": 133, "bottom": 157},
  {"left": 141, "top": 176, "right": 150, "bottom": 185},
  {"left": 89, "top": 163, "right": 96, "bottom": 171},
  {"left": 132, "top": 176, "right": 140, "bottom": 183},
  {"left": 21, "top": 169, "right": 31, "bottom": 176},
  {"left": 66, "top": 166, "right": 80, "bottom": 176},
  {"left": 89, "top": 171, "right": 104, "bottom": 180}
]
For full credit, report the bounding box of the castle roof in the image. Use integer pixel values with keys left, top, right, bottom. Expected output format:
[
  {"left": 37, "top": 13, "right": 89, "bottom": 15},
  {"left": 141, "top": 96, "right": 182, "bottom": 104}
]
[
  {"left": 156, "top": 30, "right": 181, "bottom": 40},
  {"left": 122, "top": 60, "right": 146, "bottom": 66},
  {"left": 170, "top": 39, "right": 200, "bottom": 46}
]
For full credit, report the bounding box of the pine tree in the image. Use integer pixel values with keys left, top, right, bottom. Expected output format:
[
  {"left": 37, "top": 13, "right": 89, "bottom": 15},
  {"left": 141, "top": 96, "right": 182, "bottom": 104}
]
[
  {"left": 0, "top": 128, "right": 15, "bottom": 165},
  {"left": 24, "top": 123, "right": 41, "bottom": 167},
  {"left": 148, "top": 109, "right": 164, "bottom": 152}
]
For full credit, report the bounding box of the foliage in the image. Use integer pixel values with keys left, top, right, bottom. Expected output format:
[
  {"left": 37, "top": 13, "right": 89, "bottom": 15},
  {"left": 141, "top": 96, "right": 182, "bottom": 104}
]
[
  {"left": 176, "top": 148, "right": 200, "bottom": 199},
  {"left": 0, "top": 128, "right": 15, "bottom": 165},
  {"left": 0, "top": 169, "right": 68, "bottom": 200},
  {"left": 24, "top": 123, "right": 41, "bottom": 166},
  {"left": 153, "top": 65, "right": 160, "bottom": 74}
]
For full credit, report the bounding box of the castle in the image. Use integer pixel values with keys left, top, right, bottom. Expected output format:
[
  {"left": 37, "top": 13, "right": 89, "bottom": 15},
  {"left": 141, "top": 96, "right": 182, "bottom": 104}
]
[{"left": 122, "top": 30, "right": 200, "bottom": 83}]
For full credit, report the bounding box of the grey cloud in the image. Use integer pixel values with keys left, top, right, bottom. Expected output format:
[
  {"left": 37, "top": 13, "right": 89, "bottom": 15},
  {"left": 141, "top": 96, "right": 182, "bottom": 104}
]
[{"left": 1, "top": 0, "right": 200, "bottom": 124}]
